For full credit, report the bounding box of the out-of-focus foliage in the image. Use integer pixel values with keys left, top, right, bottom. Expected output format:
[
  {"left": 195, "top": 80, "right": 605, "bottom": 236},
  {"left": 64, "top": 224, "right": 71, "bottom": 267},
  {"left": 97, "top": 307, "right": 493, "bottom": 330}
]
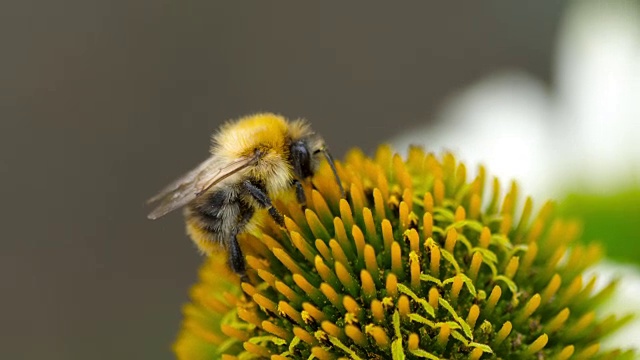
[{"left": 559, "top": 188, "right": 640, "bottom": 266}]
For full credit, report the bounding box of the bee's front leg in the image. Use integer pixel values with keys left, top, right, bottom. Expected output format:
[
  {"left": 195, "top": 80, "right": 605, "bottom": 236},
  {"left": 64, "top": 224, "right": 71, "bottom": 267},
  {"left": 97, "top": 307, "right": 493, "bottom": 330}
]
[
  {"left": 291, "top": 179, "right": 306, "bottom": 207},
  {"left": 242, "top": 180, "right": 285, "bottom": 227}
]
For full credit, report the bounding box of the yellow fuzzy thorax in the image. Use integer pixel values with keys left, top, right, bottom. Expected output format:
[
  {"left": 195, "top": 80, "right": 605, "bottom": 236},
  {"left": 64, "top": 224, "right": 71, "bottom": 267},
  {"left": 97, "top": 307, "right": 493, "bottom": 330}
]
[
  {"left": 214, "top": 114, "right": 288, "bottom": 156},
  {"left": 212, "top": 113, "right": 313, "bottom": 196},
  {"left": 174, "top": 146, "right": 635, "bottom": 360}
]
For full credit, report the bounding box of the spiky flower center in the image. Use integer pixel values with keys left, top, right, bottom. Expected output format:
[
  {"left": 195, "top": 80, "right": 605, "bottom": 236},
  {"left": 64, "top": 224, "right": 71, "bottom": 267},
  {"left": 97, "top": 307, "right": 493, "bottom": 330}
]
[{"left": 174, "top": 146, "right": 633, "bottom": 360}]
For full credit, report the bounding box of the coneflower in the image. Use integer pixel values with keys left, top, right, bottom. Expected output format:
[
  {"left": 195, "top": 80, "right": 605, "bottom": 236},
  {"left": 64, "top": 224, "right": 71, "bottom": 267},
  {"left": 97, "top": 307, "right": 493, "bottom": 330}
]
[{"left": 174, "top": 145, "right": 634, "bottom": 359}]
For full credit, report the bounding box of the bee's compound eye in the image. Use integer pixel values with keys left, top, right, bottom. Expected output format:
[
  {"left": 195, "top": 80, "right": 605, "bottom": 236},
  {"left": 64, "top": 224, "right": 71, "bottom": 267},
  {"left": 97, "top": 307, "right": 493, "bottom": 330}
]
[{"left": 290, "top": 141, "right": 313, "bottom": 178}]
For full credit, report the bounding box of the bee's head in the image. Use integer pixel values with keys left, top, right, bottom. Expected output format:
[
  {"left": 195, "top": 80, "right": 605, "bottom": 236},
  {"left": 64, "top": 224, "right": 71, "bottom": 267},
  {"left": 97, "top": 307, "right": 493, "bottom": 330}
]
[
  {"left": 289, "top": 134, "right": 344, "bottom": 197},
  {"left": 289, "top": 135, "right": 321, "bottom": 179}
]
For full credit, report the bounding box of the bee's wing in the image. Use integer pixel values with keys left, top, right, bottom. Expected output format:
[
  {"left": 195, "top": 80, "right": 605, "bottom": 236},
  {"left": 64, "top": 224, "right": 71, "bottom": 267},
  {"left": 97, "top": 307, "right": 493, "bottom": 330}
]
[
  {"left": 147, "top": 153, "right": 259, "bottom": 220},
  {"left": 147, "top": 156, "right": 218, "bottom": 205}
]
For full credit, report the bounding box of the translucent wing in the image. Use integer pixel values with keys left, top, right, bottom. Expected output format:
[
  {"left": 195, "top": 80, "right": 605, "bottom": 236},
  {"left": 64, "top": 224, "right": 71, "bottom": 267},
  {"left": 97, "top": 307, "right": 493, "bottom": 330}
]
[{"left": 147, "top": 153, "right": 260, "bottom": 220}]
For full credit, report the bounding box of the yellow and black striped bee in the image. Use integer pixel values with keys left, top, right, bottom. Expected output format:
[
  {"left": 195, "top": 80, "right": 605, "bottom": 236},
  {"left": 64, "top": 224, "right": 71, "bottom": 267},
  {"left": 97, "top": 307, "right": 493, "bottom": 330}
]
[{"left": 147, "top": 113, "right": 343, "bottom": 276}]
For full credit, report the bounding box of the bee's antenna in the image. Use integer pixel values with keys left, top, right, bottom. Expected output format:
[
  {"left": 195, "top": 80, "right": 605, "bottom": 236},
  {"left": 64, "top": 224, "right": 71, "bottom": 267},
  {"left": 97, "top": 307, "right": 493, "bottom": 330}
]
[{"left": 322, "top": 149, "right": 345, "bottom": 198}]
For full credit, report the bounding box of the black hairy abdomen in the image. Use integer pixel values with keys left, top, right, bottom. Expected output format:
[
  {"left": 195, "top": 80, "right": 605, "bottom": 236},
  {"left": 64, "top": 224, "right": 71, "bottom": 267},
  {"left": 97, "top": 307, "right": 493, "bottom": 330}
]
[{"left": 190, "top": 187, "right": 254, "bottom": 243}]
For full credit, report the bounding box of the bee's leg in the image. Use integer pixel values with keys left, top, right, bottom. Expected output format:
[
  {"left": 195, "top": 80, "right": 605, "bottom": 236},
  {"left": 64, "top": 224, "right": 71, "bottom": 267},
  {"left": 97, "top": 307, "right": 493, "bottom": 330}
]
[
  {"left": 243, "top": 180, "right": 285, "bottom": 226},
  {"left": 291, "top": 179, "right": 306, "bottom": 206},
  {"left": 227, "top": 230, "right": 247, "bottom": 279},
  {"left": 227, "top": 201, "right": 254, "bottom": 282}
]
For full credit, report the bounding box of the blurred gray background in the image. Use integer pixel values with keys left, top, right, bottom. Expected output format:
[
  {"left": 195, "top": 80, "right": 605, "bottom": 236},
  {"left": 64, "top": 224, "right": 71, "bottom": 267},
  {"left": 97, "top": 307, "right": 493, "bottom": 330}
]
[{"left": 1, "top": 2, "right": 564, "bottom": 359}]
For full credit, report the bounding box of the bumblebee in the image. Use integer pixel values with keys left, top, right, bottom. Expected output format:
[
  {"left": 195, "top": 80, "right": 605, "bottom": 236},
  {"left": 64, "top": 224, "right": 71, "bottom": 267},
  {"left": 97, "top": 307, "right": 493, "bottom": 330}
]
[{"left": 147, "top": 113, "right": 343, "bottom": 277}]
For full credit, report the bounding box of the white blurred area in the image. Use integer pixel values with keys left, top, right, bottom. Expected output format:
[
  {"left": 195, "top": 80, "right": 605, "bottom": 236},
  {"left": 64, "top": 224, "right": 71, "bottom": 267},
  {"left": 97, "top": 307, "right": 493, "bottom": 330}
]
[
  {"left": 585, "top": 261, "right": 640, "bottom": 351},
  {"left": 394, "top": 72, "right": 554, "bottom": 200},
  {"left": 392, "top": 0, "right": 640, "bottom": 352},
  {"left": 394, "top": 1, "right": 640, "bottom": 200}
]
